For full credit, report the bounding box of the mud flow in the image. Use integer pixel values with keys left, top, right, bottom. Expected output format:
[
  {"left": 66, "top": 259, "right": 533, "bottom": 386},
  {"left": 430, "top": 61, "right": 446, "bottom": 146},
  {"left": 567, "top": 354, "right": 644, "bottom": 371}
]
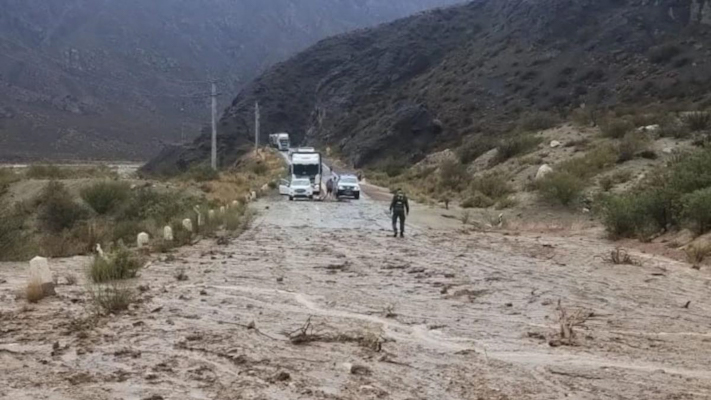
[{"left": 1, "top": 191, "right": 710, "bottom": 399}]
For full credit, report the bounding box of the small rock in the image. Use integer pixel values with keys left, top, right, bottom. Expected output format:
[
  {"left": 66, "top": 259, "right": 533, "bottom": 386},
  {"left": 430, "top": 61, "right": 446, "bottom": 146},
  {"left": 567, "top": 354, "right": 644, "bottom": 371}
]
[
  {"left": 274, "top": 371, "right": 291, "bottom": 381},
  {"left": 199, "top": 289, "right": 208, "bottom": 296},
  {"left": 505, "top": 302, "right": 513, "bottom": 307},
  {"left": 349, "top": 364, "right": 371, "bottom": 376},
  {"left": 550, "top": 140, "right": 562, "bottom": 148},
  {"left": 535, "top": 164, "right": 553, "bottom": 180},
  {"left": 276, "top": 276, "right": 284, "bottom": 283}
]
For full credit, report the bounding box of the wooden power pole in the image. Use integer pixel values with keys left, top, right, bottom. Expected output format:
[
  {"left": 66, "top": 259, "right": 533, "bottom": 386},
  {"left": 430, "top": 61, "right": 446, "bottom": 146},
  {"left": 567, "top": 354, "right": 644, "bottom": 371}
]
[
  {"left": 211, "top": 81, "right": 218, "bottom": 170},
  {"left": 255, "top": 101, "right": 260, "bottom": 151}
]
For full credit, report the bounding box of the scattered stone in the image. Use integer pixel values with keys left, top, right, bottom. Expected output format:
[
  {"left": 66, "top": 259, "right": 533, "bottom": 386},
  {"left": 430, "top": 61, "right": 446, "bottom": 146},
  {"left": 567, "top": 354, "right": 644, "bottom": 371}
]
[
  {"left": 28, "top": 256, "right": 55, "bottom": 296},
  {"left": 163, "top": 226, "right": 174, "bottom": 241},
  {"left": 199, "top": 289, "right": 208, "bottom": 296},
  {"left": 550, "top": 140, "right": 562, "bottom": 148},
  {"left": 505, "top": 302, "right": 513, "bottom": 307},
  {"left": 535, "top": 164, "right": 553, "bottom": 180},
  {"left": 349, "top": 364, "right": 372, "bottom": 376},
  {"left": 276, "top": 276, "right": 284, "bottom": 283},
  {"left": 274, "top": 371, "right": 291, "bottom": 381},
  {"left": 137, "top": 232, "right": 150, "bottom": 248},
  {"left": 182, "top": 218, "right": 194, "bottom": 232}
]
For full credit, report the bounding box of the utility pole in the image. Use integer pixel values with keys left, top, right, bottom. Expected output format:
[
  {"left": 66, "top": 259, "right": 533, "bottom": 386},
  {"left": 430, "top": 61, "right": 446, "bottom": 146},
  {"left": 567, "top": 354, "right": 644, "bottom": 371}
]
[
  {"left": 210, "top": 81, "right": 218, "bottom": 170},
  {"left": 255, "top": 101, "right": 260, "bottom": 151}
]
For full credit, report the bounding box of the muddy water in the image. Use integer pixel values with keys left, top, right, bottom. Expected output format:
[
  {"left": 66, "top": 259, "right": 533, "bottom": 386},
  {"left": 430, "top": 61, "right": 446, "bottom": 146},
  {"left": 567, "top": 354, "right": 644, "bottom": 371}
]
[{"left": 1, "top": 193, "right": 711, "bottom": 399}]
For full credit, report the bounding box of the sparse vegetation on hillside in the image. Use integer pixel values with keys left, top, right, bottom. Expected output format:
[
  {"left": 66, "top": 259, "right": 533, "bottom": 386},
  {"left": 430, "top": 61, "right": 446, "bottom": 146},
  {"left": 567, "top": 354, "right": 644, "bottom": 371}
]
[
  {"left": 492, "top": 134, "right": 542, "bottom": 165},
  {"left": 81, "top": 181, "right": 132, "bottom": 215},
  {"left": 89, "top": 247, "right": 143, "bottom": 283},
  {"left": 602, "top": 148, "right": 711, "bottom": 239}
]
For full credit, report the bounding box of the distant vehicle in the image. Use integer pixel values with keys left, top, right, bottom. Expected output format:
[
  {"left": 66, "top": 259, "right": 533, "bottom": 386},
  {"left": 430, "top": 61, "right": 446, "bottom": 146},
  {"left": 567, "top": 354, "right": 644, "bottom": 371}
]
[
  {"left": 291, "top": 152, "right": 322, "bottom": 196},
  {"left": 270, "top": 133, "right": 290, "bottom": 151},
  {"left": 336, "top": 175, "right": 361, "bottom": 200},
  {"left": 296, "top": 147, "right": 315, "bottom": 153},
  {"left": 279, "top": 177, "right": 314, "bottom": 201}
]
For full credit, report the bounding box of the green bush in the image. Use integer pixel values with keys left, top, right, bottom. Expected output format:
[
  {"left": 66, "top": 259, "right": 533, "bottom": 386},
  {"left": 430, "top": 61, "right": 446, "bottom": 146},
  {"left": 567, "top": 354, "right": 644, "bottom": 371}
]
[
  {"left": 0, "top": 202, "right": 36, "bottom": 261},
  {"left": 89, "top": 247, "right": 143, "bottom": 283},
  {"left": 601, "top": 188, "right": 676, "bottom": 239},
  {"left": 119, "top": 187, "right": 194, "bottom": 225},
  {"left": 26, "top": 164, "right": 66, "bottom": 179},
  {"left": 649, "top": 44, "right": 681, "bottom": 64},
  {"left": 90, "top": 282, "right": 135, "bottom": 314},
  {"left": 457, "top": 139, "right": 494, "bottom": 164},
  {"left": 538, "top": 171, "right": 585, "bottom": 206},
  {"left": 618, "top": 131, "right": 650, "bottom": 163},
  {"left": 81, "top": 181, "right": 131, "bottom": 215},
  {"left": 439, "top": 159, "right": 469, "bottom": 192},
  {"left": 493, "top": 134, "right": 542, "bottom": 164},
  {"left": 682, "top": 112, "right": 711, "bottom": 132},
  {"left": 185, "top": 165, "right": 219, "bottom": 182},
  {"left": 37, "top": 181, "right": 88, "bottom": 233},
  {"left": 519, "top": 112, "right": 557, "bottom": 132},
  {"left": 470, "top": 172, "right": 512, "bottom": 200},
  {"left": 600, "top": 119, "right": 634, "bottom": 139},
  {"left": 558, "top": 145, "right": 617, "bottom": 180},
  {"left": 110, "top": 219, "right": 150, "bottom": 245},
  {"left": 682, "top": 188, "right": 711, "bottom": 234},
  {"left": 461, "top": 192, "right": 494, "bottom": 209}
]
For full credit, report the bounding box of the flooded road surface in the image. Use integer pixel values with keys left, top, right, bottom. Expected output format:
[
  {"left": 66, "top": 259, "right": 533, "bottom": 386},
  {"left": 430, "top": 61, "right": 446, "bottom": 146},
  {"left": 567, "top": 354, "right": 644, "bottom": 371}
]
[{"left": 2, "top": 192, "right": 711, "bottom": 399}]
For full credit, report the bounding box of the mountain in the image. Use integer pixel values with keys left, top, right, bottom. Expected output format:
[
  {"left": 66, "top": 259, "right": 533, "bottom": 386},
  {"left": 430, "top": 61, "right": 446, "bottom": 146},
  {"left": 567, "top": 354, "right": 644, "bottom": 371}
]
[
  {"left": 0, "top": 0, "right": 459, "bottom": 162},
  {"left": 144, "top": 0, "right": 711, "bottom": 175}
]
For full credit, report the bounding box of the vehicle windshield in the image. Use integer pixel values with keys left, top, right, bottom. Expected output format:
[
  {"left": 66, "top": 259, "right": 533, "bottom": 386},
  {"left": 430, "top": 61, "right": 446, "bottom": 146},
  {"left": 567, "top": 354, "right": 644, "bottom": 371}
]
[
  {"left": 292, "top": 179, "right": 311, "bottom": 186},
  {"left": 340, "top": 177, "right": 358, "bottom": 184}
]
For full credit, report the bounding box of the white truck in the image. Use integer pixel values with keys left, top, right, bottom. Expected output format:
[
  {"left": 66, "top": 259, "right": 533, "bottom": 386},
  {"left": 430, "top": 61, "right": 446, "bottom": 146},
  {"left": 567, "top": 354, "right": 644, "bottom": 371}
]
[
  {"left": 269, "top": 133, "right": 290, "bottom": 151},
  {"left": 290, "top": 152, "right": 322, "bottom": 196}
]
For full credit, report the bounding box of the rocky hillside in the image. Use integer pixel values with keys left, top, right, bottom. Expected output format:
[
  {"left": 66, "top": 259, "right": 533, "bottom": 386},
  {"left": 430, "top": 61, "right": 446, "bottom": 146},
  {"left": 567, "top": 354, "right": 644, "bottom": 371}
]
[
  {"left": 0, "top": 0, "right": 458, "bottom": 161},
  {"left": 145, "top": 0, "right": 711, "bottom": 174}
]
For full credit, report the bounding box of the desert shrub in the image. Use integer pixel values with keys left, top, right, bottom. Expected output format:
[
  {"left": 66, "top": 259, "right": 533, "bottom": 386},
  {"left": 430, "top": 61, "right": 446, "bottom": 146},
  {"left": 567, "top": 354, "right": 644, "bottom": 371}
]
[
  {"left": 495, "top": 196, "right": 518, "bottom": 210},
  {"left": 170, "top": 220, "right": 193, "bottom": 246},
  {"left": 668, "top": 150, "right": 711, "bottom": 194},
  {"left": 81, "top": 181, "right": 131, "bottom": 215},
  {"left": 558, "top": 145, "right": 617, "bottom": 180},
  {"left": 685, "top": 244, "right": 711, "bottom": 265},
  {"left": 457, "top": 139, "right": 494, "bottom": 164},
  {"left": 613, "top": 170, "right": 633, "bottom": 184},
  {"left": 682, "top": 188, "right": 711, "bottom": 234},
  {"left": 38, "top": 231, "right": 87, "bottom": 258},
  {"left": 249, "top": 161, "right": 269, "bottom": 175},
  {"left": 26, "top": 279, "right": 46, "bottom": 303},
  {"left": 185, "top": 165, "right": 219, "bottom": 182},
  {"left": 681, "top": 112, "right": 711, "bottom": 132},
  {"left": 89, "top": 247, "right": 143, "bottom": 283},
  {"left": 225, "top": 207, "right": 249, "bottom": 233},
  {"left": 601, "top": 188, "right": 676, "bottom": 239},
  {"left": 0, "top": 203, "right": 35, "bottom": 261},
  {"left": 119, "top": 187, "right": 194, "bottom": 225},
  {"left": 439, "top": 159, "right": 469, "bottom": 192},
  {"left": 26, "top": 164, "right": 66, "bottom": 179},
  {"left": 493, "top": 134, "right": 541, "bottom": 164},
  {"left": 470, "top": 172, "right": 513, "bottom": 200},
  {"left": 268, "top": 181, "right": 278, "bottom": 190},
  {"left": 649, "top": 44, "right": 681, "bottom": 64},
  {"left": 37, "top": 181, "right": 88, "bottom": 233},
  {"left": 537, "top": 171, "right": 585, "bottom": 206},
  {"left": 90, "top": 283, "right": 135, "bottom": 314},
  {"left": 617, "top": 131, "right": 650, "bottom": 163},
  {"left": 600, "top": 119, "right": 634, "bottom": 139},
  {"left": 461, "top": 192, "right": 494, "bottom": 209},
  {"left": 658, "top": 121, "right": 691, "bottom": 139},
  {"left": 383, "top": 160, "right": 406, "bottom": 177},
  {"left": 599, "top": 176, "right": 615, "bottom": 192},
  {"left": 111, "top": 220, "right": 151, "bottom": 246},
  {"left": 519, "top": 112, "right": 557, "bottom": 132},
  {"left": 0, "top": 168, "right": 20, "bottom": 196}
]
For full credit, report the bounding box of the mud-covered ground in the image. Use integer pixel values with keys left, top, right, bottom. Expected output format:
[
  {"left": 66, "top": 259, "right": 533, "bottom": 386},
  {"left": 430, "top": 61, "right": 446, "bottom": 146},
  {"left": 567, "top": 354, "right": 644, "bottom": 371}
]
[{"left": 1, "top": 190, "right": 711, "bottom": 399}]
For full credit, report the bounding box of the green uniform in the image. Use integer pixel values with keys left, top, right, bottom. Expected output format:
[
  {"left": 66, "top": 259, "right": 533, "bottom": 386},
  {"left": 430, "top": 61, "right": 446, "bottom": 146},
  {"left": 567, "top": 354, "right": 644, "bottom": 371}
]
[{"left": 389, "top": 192, "right": 409, "bottom": 236}]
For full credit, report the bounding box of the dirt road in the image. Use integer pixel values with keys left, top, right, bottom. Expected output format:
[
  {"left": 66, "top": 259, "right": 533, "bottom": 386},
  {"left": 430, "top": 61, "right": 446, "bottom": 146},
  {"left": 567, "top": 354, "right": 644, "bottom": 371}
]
[{"left": 1, "top": 192, "right": 711, "bottom": 399}]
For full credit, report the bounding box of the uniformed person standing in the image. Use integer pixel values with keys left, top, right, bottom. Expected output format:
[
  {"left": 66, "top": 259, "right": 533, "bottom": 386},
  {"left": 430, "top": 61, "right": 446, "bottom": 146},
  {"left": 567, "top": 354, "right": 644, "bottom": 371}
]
[{"left": 389, "top": 189, "right": 409, "bottom": 238}]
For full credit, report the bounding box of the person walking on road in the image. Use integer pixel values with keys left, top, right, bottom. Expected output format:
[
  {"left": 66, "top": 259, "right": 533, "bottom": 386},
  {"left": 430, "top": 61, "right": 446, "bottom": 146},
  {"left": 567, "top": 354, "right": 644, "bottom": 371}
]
[
  {"left": 326, "top": 178, "right": 334, "bottom": 200},
  {"left": 389, "top": 189, "right": 409, "bottom": 238}
]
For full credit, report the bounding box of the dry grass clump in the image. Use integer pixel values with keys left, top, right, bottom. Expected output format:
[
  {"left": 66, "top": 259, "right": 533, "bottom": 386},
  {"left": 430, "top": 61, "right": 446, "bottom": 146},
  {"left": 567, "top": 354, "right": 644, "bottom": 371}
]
[
  {"left": 90, "top": 282, "right": 135, "bottom": 314},
  {"left": 89, "top": 247, "right": 143, "bottom": 283},
  {"left": 25, "top": 279, "right": 46, "bottom": 303}
]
